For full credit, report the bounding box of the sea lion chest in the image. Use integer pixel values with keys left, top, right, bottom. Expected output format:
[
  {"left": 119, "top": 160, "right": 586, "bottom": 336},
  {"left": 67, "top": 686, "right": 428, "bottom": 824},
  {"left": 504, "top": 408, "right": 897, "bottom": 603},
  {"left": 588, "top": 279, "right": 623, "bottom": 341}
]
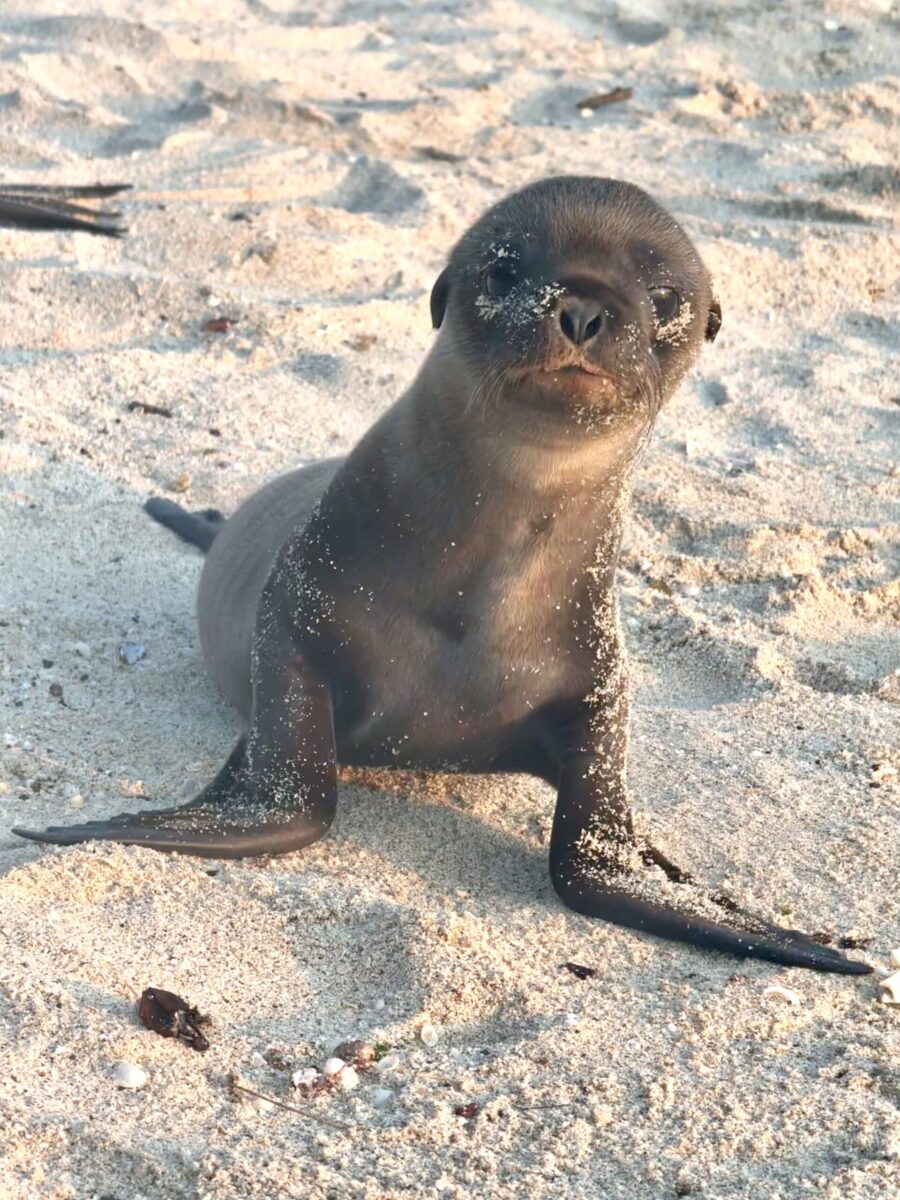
[{"left": 288, "top": 503, "right": 607, "bottom": 766}]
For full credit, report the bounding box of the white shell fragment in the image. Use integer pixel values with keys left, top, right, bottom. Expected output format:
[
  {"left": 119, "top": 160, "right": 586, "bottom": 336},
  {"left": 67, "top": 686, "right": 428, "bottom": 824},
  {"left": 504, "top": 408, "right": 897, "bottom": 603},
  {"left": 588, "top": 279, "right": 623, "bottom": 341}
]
[
  {"left": 375, "top": 1053, "right": 400, "bottom": 1074},
  {"left": 419, "top": 1021, "right": 440, "bottom": 1047},
  {"left": 337, "top": 1066, "right": 359, "bottom": 1091},
  {"left": 118, "top": 642, "right": 147, "bottom": 666},
  {"left": 762, "top": 985, "right": 802, "bottom": 1006},
  {"left": 322, "top": 1056, "right": 346, "bottom": 1076},
  {"left": 878, "top": 972, "right": 900, "bottom": 1005},
  {"left": 112, "top": 1061, "right": 147, "bottom": 1090},
  {"left": 372, "top": 1087, "right": 395, "bottom": 1108},
  {"left": 889, "top": 948, "right": 900, "bottom": 970}
]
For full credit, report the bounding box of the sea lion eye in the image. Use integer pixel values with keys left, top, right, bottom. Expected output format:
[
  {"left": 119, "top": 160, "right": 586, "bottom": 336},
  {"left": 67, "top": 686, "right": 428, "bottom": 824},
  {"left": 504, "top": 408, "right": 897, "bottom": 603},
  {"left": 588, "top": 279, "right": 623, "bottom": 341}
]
[
  {"left": 649, "top": 287, "right": 680, "bottom": 325},
  {"left": 482, "top": 263, "right": 517, "bottom": 298}
]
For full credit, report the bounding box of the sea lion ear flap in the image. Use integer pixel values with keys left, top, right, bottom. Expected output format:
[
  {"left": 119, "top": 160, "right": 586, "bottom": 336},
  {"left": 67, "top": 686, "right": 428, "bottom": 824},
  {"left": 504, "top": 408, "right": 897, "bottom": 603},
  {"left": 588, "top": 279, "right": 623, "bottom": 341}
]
[
  {"left": 430, "top": 266, "right": 451, "bottom": 329},
  {"left": 705, "top": 296, "right": 722, "bottom": 343}
]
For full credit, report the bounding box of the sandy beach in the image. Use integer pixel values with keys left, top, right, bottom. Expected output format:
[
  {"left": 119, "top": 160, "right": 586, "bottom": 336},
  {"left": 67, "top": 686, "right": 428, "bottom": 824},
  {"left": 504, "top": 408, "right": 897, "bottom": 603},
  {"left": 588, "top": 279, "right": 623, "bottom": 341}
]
[{"left": 1, "top": 1, "right": 898, "bottom": 1196}]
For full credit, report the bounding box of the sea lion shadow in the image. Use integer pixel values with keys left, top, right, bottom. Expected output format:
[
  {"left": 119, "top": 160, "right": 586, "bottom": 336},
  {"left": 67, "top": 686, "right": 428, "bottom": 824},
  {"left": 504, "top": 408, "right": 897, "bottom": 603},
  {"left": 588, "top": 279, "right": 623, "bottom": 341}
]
[
  {"left": 56, "top": 977, "right": 133, "bottom": 1020},
  {"left": 333, "top": 769, "right": 554, "bottom": 910},
  {"left": 232, "top": 890, "right": 431, "bottom": 1042},
  {"left": 30, "top": 1125, "right": 194, "bottom": 1197}
]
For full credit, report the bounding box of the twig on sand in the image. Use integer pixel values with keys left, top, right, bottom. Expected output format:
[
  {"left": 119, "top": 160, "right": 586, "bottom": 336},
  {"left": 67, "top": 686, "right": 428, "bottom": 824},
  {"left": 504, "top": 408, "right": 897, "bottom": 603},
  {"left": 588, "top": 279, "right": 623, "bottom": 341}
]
[{"left": 226, "top": 1074, "right": 351, "bottom": 1131}]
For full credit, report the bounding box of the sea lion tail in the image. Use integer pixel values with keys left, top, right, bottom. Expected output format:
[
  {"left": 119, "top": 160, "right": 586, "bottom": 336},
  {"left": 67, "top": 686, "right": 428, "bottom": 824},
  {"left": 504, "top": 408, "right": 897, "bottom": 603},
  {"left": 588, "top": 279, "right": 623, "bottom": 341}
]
[{"left": 144, "top": 497, "right": 225, "bottom": 553}]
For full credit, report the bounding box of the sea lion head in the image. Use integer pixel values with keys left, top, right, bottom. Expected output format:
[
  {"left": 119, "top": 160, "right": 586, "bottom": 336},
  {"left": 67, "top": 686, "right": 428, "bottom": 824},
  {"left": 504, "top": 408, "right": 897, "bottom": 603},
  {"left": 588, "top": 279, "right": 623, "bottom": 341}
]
[{"left": 430, "top": 176, "right": 720, "bottom": 432}]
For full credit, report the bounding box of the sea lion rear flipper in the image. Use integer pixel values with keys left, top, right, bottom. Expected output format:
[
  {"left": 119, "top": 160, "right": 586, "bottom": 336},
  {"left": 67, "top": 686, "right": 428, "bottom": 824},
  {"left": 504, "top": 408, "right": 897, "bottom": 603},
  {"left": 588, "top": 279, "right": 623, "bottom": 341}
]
[
  {"left": 12, "top": 632, "right": 338, "bottom": 858},
  {"left": 145, "top": 497, "right": 226, "bottom": 553},
  {"left": 0, "top": 184, "right": 130, "bottom": 237},
  {"left": 547, "top": 735, "right": 871, "bottom": 976}
]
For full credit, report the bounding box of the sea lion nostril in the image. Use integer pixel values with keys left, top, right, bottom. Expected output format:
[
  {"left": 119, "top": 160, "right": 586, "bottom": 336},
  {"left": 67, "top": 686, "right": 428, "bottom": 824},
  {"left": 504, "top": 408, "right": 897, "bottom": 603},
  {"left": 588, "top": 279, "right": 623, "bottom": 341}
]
[
  {"left": 585, "top": 312, "right": 603, "bottom": 340},
  {"left": 558, "top": 298, "right": 606, "bottom": 345}
]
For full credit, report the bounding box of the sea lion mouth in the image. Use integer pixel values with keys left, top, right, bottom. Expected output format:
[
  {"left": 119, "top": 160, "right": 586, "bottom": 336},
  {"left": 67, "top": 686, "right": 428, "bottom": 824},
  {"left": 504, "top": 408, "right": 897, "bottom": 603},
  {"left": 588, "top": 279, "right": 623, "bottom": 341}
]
[
  {"left": 507, "top": 362, "right": 622, "bottom": 413},
  {"left": 535, "top": 364, "right": 612, "bottom": 381},
  {"left": 511, "top": 360, "right": 609, "bottom": 378}
]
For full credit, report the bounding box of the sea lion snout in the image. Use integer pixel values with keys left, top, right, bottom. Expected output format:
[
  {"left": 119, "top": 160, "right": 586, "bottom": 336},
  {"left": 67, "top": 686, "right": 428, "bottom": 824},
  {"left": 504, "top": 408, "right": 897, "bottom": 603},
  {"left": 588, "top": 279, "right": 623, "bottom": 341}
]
[
  {"left": 557, "top": 294, "right": 606, "bottom": 345},
  {"left": 549, "top": 274, "right": 642, "bottom": 352}
]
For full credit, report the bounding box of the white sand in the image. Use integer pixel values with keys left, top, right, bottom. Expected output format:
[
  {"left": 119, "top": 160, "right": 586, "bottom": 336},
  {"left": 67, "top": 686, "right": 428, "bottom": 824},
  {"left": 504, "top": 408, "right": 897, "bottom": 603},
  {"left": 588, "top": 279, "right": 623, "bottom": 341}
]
[{"left": 1, "top": 2, "right": 898, "bottom": 1197}]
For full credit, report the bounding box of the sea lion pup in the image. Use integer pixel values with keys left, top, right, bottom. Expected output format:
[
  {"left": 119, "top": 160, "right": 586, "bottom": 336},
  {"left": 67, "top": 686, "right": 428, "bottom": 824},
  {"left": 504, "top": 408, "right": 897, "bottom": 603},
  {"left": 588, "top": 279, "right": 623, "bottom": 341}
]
[
  {"left": 0, "top": 184, "right": 129, "bottom": 237},
  {"left": 14, "top": 177, "right": 868, "bottom": 975}
]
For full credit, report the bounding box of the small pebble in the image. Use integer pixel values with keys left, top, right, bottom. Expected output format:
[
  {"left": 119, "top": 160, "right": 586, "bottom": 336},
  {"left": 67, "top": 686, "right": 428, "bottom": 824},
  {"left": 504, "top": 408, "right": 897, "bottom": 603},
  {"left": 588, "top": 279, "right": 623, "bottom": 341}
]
[
  {"left": 870, "top": 763, "right": 897, "bottom": 787},
  {"left": 118, "top": 642, "right": 147, "bottom": 666},
  {"left": 375, "top": 1053, "right": 400, "bottom": 1074},
  {"left": 333, "top": 1039, "right": 375, "bottom": 1067},
  {"left": 168, "top": 473, "right": 193, "bottom": 494},
  {"left": 250, "top": 1095, "right": 274, "bottom": 1113},
  {"left": 291, "top": 1067, "right": 320, "bottom": 1090},
  {"left": 373, "top": 998, "right": 386, "bottom": 1011},
  {"left": 112, "top": 1062, "right": 147, "bottom": 1090},
  {"left": 419, "top": 1021, "right": 440, "bottom": 1047},
  {"left": 67, "top": 794, "right": 84, "bottom": 810},
  {"left": 322, "top": 1057, "right": 345, "bottom": 1076},
  {"left": 890, "top": 948, "right": 900, "bottom": 970},
  {"left": 337, "top": 1066, "right": 359, "bottom": 1091},
  {"left": 372, "top": 1087, "right": 395, "bottom": 1108},
  {"left": 592, "top": 1103, "right": 614, "bottom": 1128}
]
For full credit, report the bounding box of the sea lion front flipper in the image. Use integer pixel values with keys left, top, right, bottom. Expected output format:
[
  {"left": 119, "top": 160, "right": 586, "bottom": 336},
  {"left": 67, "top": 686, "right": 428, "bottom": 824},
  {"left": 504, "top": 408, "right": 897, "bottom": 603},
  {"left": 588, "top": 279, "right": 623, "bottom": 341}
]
[
  {"left": 546, "top": 725, "right": 871, "bottom": 976},
  {"left": 12, "top": 643, "right": 338, "bottom": 859}
]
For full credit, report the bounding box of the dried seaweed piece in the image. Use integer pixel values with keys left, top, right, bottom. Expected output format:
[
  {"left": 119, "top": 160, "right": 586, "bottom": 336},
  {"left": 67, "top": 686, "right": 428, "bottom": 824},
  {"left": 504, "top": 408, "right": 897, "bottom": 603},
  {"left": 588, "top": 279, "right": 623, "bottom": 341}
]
[
  {"left": 454, "top": 1102, "right": 479, "bottom": 1119},
  {"left": 563, "top": 961, "right": 597, "bottom": 980},
  {"left": 416, "top": 145, "right": 467, "bottom": 163},
  {"left": 837, "top": 934, "right": 875, "bottom": 950},
  {"left": 576, "top": 86, "right": 634, "bottom": 111},
  {"left": 127, "top": 400, "right": 173, "bottom": 418},
  {"left": 810, "top": 931, "right": 875, "bottom": 951},
  {"left": 138, "top": 987, "right": 211, "bottom": 1052}
]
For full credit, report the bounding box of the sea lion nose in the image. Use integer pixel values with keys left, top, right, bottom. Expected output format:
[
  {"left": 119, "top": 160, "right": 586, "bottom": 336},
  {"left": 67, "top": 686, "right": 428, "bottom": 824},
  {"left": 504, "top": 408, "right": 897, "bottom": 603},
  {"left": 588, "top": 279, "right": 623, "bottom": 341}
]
[{"left": 557, "top": 297, "right": 607, "bottom": 345}]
